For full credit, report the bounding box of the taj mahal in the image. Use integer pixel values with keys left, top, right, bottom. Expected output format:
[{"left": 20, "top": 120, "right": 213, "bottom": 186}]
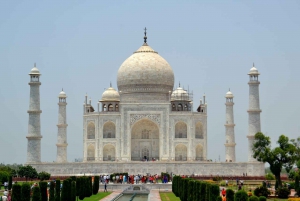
[{"left": 26, "top": 29, "right": 264, "bottom": 176}]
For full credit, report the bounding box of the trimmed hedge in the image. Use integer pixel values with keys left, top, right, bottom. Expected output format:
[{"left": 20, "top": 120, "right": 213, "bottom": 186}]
[
  {"left": 93, "top": 176, "right": 99, "bottom": 195},
  {"left": 49, "top": 181, "right": 55, "bottom": 201},
  {"left": 55, "top": 179, "right": 61, "bottom": 201},
  {"left": 12, "top": 183, "right": 22, "bottom": 201},
  {"left": 258, "top": 196, "right": 267, "bottom": 201},
  {"left": 210, "top": 184, "right": 220, "bottom": 201},
  {"left": 226, "top": 188, "right": 235, "bottom": 201},
  {"left": 234, "top": 190, "right": 248, "bottom": 201},
  {"left": 39, "top": 181, "right": 48, "bottom": 201},
  {"left": 8, "top": 175, "right": 12, "bottom": 190},
  {"left": 21, "top": 182, "right": 31, "bottom": 201},
  {"left": 32, "top": 186, "right": 41, "bottom": 201},
  {"left": 71, "top": 180, "right": 76, "bottom": 201},
  {"left": 254, "top": 186, "right": 270, "bottom": 198},
  {"left": 61, "top": 179, "right": 71, "bottom": 201},
  {"left": 217, "top": 196, "right": 223, "bottom": 201},
  {"left": 249, "top": 196, "right": 259, "bottom": 201}
]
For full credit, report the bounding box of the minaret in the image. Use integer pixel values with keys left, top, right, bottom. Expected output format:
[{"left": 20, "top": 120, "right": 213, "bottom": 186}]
[
  {"left": 224, "top": 89, "right": 236, "bottom": 162},
  {"left": 27, "top": 63, "right": 42, "bottom": 163},
  {"left": 247, "top": 63, "right": 261, "bottom": 162},
  {"left": 56, "top": 89, "right": 68, "bottom": 162}
]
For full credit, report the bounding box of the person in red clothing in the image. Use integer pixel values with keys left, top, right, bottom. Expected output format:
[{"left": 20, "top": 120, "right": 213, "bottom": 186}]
[{"left": 221, "top": 188, "right": 226, "bottom": 197}]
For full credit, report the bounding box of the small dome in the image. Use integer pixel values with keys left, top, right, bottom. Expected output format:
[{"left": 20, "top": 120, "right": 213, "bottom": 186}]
[
  {"left": 29, "top": 63, "right": 41, "bottom": 75},
  {"left": 171, "top": 87, "right": 189, "bottom": 101},
  {"left": 101, "top": 87, "right": 120, "bottom": 101},
  {"left": 225, "top": 90, "right": 234, "bottom": 98},
  {"left": 59, "top": 90, "right": 67, "bottom": 98},
  {"left": 248, "top": 64, "right": 260, "bottom": 75}
]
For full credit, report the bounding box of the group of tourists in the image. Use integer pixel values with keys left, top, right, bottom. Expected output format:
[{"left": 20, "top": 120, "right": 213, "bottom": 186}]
[
  {"left": 99, "top": 174, "right": 169, "bottom": 185},
  {"left": 0, "top": 189, "right": 11, "bottom": 201}
]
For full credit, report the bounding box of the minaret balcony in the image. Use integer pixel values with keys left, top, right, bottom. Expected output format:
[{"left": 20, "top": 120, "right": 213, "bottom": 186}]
[{"left": 247, "top": 109, "right": 262, "bottom": 113}]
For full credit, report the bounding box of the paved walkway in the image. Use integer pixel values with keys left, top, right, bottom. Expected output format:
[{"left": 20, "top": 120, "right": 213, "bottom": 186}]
[
  {"left": 148, "top": 189, "right": 162, "bottom": 201},
  {"left": 100, "top": 190, "right": 122, "bottom": 201}
]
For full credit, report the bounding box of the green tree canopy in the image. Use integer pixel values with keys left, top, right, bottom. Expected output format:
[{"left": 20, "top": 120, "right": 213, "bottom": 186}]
[
  {"left": 18, "top": 165, "right": 38, "bottom": 181},
  {"left": 253, "top": 132, "right": 297, "bottom": 187}
]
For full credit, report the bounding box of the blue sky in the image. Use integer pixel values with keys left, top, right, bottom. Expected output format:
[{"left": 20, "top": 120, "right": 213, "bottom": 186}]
[{"left": 0, "top": 1, "right": 300, "bottom": 164}]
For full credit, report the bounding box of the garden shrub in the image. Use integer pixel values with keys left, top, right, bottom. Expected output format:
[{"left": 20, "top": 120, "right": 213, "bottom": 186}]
[
  {"left": 254, "top": 186, "right": 270, "bottom": 198},
  {"left": 188, "top": 180, "right": 194, "bottom": 201},
  {"left": 61, "top": 179, "right": 71, "bottom": 201},
  {"left": 226, "top": 188, "right": 235, "bottom": 201},
  {"left": 93, "top": 176, "right": 99, "bottom": 195},
  {"left": 55, "top": 179, "right": 61, "bottom": 201},
  {"left": 205, "top": 183, "right": 211, "bottom": 201},
  {"left": 76, "top": 177, "right": 81, "bottom": 197},
  {"left": 258, "top": 196, "right": 267, "bottom": 201},
  {"left": 200, "top": 182, "right": 206, "bottom": 201},
  {"left": 265, "top": 173, "right": 275, "bottom": 180},
  {"left": 32, "top": 186, "right": 41, "bottom": 201},
  {"left": 195, "top": 181, "right": 201, "bottom": 201},
  {"left": 180, "top": 178, "right": 191, "bottom": 201},
  {"left": 8, "top": 175, "right": 12, "bottom": 190},
  {"left": 249, "top": 196, "right": 259, "bottom": 201},
  {"left": 275, "top": 187, "right": 290, "bottom": 198},
  {"left": 89, "top": 176, "right": 93, "bottom": 197},
  {"left": 12, "top": 183, "right": 22, "bottom": 201},
  {"left": 217, "top": 196, "right": 223, "bottom": 201},
  {"left": 210, "top": 184, "right": 220, "bottom": 201},
  {"left": 71, "top": 181, "right": 76, "bottom": 201},
  {"left": 234, "top": 190, "right": 248, "bottom": 201},
  {"left": 39, "top": 181, "right": 48, "bottom": 201},
  {"left": 49, "top": 181, "right": 55, "bottom": 201},
  {"left": 21, "top": 182, "right": 31, "bottom": 201},
  {"left": 295, "top": 174, "right": 300, "bottom": 196}
]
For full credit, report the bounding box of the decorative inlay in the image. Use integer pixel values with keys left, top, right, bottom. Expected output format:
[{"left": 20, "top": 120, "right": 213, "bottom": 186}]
[{"left": 130, "top": 114, "right": 160, "bottom": 127}]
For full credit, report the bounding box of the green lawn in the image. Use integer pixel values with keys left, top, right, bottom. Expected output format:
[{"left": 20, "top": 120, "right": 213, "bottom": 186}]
[
  {"left": 160, "top": 192, "right": 181, "bottom": 201},
  {"left": 81, "top": 192, "right": 111, "bottom": 200}
]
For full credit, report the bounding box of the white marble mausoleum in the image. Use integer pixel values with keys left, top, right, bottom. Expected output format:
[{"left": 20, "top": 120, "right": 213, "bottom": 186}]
[{"left": 26, "top": 30, "right": 265, "bottom": 176}]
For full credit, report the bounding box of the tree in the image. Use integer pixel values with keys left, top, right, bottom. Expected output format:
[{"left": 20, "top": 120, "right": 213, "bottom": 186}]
[
  {"left": 39, "top": 181, "right": 48, "bottom": 201},
  {"left": 21, "top": 182, "right": 31, "bottom": 201},
  {"left": 8, "top": 175, "right": 12, "bottom": 190},
  {"left": 12, "top": 183, "right": 22, "bottom": 201},
  {"left": 32, "top": 186, "right": 41, "bottom": 201},
  {"left": 71, "top": 181, "right": 76, "bottom": 201},
  {"left": 18, "top": 165, "right": 38, "bottom": 181},
  {"left": 55, "top": 179, "right": 61, "bottom": 201},
  {"left": 93, "top": 176, "right": 99, "bottom": 195},
  {"left": 61, "top": 179, "right": 71, "bottom": 201},
  {"left": 49, "top": 181, "right": 55, "bottom": 201},
  {"left": 38, "top": 171, "right": 51, "bottom": 181},
  {"left": 253, "top": 132, "right": 297, "bottom": 187}
]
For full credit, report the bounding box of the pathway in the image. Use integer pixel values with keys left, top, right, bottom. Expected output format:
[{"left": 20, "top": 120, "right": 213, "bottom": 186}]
[
  {"left": 100, "top": 190, "right": 122, "bottom": 201},
  {"left": 148, "top": 189, "right": 162, "bottom": 201}
]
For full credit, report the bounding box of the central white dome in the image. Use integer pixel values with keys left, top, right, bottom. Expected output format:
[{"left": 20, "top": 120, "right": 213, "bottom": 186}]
[{"left": 117, "top": 43, "right": 174, "bottom": 101}]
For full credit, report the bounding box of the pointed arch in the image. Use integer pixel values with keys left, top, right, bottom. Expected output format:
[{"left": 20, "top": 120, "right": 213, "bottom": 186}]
[
  {"left": 195, "top": 144, "right": 203, "bottom": 161},
  {"left": 87, "top": 144, "right": 95, "bottom": 161},
  {"left": 103, "top": 121, "right": 116, "bottom": 138},
  {"left": 131, "top": 119, "right": 159, "bottom": 161},
  {"left": 195, "top": 122, "right": 204, "bottom": 139},
  {"left": 87, "top": 122, "right": 95, "bottom": 139},
  {"left": 175, "top": 144, "right": 187, "bottom": 161},
  {"left": 175, "top": 121, "right": 187, "bottom": 138},
  {"left": 103, "top": 144, "right": 115, "bottom": 161}
]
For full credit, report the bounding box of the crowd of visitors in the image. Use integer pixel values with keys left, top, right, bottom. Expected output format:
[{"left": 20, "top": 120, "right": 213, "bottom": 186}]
[{"left": 99, "top": 174, "right": 170, "bottom": 185}]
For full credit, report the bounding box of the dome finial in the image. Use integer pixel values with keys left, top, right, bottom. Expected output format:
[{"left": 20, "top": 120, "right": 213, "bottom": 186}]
[
  {"left": 62, "top": 88, "right": 63, "bottom": 91},
  {"left": 110, "top": 82, "right": 112, "bottom": 87},
  {"left": 179, "top": 81, "right": 181, "bottom": 87},
  {"left": 229, "top": 88, "right": 230, "bottom": 91},
  {"left": 143, "top": 27, "right": 147, "bottom": 45},
  {"left": 253, "top": 62, "right": 255, "bottom": 67},
  {"left": 34, "top": 62, "right": 36, "bottom": 67}
]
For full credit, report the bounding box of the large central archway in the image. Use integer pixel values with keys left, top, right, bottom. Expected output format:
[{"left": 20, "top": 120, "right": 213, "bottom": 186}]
[{"left": 131, "top": 119, "right": 159, "bottom": 161}]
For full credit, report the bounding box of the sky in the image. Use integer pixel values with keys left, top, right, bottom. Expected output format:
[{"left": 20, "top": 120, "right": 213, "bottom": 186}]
[{"left": 0, "top": 1, "right": 300, "bottom": 164}]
